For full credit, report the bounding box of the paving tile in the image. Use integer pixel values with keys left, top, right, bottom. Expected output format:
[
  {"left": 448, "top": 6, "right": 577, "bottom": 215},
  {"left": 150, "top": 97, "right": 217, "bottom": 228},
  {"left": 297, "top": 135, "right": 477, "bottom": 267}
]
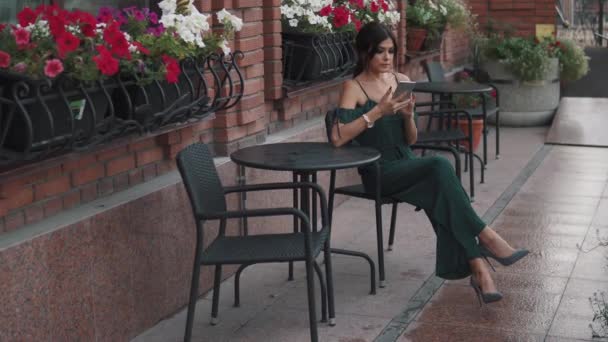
[
  {"left": 401, "top": 321, "right": 544, "bottom": 342},
  {"left": 548, "top": 278, "right": 608, "bottom": 341},
  {"left": 570, "top": 247, "right": 608, "bottom": 282},
  {"left": 592, "top": 199, "right": 608, "bottom": 227}
]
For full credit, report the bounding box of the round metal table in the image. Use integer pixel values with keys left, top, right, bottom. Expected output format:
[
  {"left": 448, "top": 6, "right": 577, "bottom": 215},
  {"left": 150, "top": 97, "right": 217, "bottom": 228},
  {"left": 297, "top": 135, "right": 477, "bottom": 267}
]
[{"left": 231, "top": 142, "right": 382, "bottom": 296}]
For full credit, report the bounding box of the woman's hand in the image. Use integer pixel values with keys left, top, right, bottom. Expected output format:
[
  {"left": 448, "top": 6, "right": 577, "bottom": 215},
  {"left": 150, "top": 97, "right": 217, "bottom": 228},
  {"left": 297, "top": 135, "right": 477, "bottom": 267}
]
[
  {"left": 376, "top": 88, "right": 412, "bottom": 116},
  {"left": 400, "top": 94, "right": 416, "bottom": 119}
]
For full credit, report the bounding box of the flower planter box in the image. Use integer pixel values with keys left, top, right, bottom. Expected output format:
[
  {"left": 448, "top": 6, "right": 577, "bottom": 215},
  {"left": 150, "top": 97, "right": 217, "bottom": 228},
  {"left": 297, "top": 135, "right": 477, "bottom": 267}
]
[
  {"left": 0, "top": 72, "right": 113, "bottom": 155},
  {"left": 481, "top": 58, "right": 560, "bottom": 126},
  {"left": 282, "top": 31, "right": 356, "bottom": 83}
]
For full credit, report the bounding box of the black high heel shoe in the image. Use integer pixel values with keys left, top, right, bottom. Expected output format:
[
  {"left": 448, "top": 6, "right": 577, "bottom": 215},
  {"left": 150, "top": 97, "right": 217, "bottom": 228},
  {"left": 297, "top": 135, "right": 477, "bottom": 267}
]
[
  {"left": 480, "top": 245, "right": 529, "bottom": 271},
  {"left": 470, "top": 276, "right": 503, "bottom": 306}
]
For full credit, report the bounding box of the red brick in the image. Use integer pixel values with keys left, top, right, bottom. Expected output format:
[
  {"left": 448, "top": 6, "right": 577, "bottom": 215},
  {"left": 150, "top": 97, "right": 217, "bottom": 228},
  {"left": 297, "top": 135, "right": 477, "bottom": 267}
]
[
  {"left": 5, "top": 211, "right": 25, "bottom": 232},
  {"left": 157, "top": 131, "right": 181, "bottom": 146},
  {"left": 24, "top": 204, "right": 43, "bottom": 224},
  {"left": 234, "top": 0, "right": 262, "bottom": 8},
  {"left": 199, "top": 130, "right": 214, "bottom": 144},
  {"left": 236, "top": 22, "right": 263, "bottom": 39},
  {"left": 263, "top": 33, "right": 281, "bottom": 46},
  {"left": 80, "top": 183, "right": 98, "bottom": 202},
  {"left": 192, "top": 119, "right": 214, "bottom": 132},
  {"left": 128, "top": 169, "right": 144, "bottom": 186},
  {"left": 113, "top": 173, "right": 129, "bottom": 192},
  {"left": 263, "top": 20, "right": 281, "bottom": 33},
  {"left": 4, "top": 186, "right": 34, "bottom": 211},
  {"left": 242, "top": 78, "right": 264, "bottom": 96},
  {"left": 196, "top": 0, "right": 212, "bottom": 12},
  {"left": 264, "top": 60, "right": 282, "bottom": 75},
  {"left": 236, "top": 36, "right": 263, "bottom": 52},
  {"left": 214, "top": 125, "right": 249, "bottom": 143},
  {"left": 239, "top": 49, "right": 264, "bottom": 67},
  {"left": 62, "top": 155, "right": 97, "bottom": 173},
  {"left": 180, "top": 126, "right": 196, "bottom": 145},
  {"left": 214, "top": 113, "right": 239, "bottom": 128},
  {"left": 128, "top": 137, "right": 157, "bottom": 152},
  {"left": 238, "top": 93, "right": 264, "bottom": 111},
  {"left": 157, "top": 161, "right": 176, "bottom": 175},
  {"left": 281, "top": 98, "right": 302, "bottom": 120},
  {"left": 98, "top": 177, "right": 114, "bottom": 196},
  {"left": 263, "top": 7, "right": 281, "bottom": 20},
  {"left": 62, "top": 190, "right": 81, "bottom": 210},
  {"left": 35, "top": 176, "right": 70, "bottom": 201},
  {"left": 43, "top": 197, "right": 63, "bottom": 217},
  {"left": 246, "top": 64, "right": 265, "bottom": 79},
  {"left": 238, "top": 105, "right": 265, "bottom": 125},
  {"left": 72, "top": 164, "right": 105, "bottom": 186},
  {"left": 212, "top": 0, "right": 232, "bottom": 10},
  {"left": 142, "top": 164, "right": 157, "bottom": 181},
  {"left": 136, "top": 148, "right": 164, "bottom": 167},
  {"left": 263, "top": 0, "right": 280, "bottom": 6},
  {"left": 242, "top": 7, "right": 263, "bottom": 22},
  {"left": 106, "top": 155, "right": 136, "bottom": 177},
  {"left": 265, "top": 86, "right": 283, "bottom": 100},
  {"left": 263, "top": 46, "right": 282, "bottom": 61},
  {"left": 246, "top": 119, "right": 267, "bottom": 135}
]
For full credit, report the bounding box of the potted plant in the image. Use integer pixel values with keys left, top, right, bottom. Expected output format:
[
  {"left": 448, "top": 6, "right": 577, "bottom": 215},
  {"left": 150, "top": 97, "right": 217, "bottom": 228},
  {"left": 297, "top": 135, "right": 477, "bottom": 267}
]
[
  {"left": 280, "top": 0, "right": 400, "bottom": 82},
  {"left": 405, "top": 1, "right": 440, "bottom": 52}
]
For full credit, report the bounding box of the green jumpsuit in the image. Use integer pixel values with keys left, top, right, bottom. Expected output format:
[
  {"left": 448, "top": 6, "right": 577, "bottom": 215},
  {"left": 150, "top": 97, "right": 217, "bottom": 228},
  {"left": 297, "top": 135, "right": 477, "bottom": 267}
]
[{"left": 336, "top": 99, "right": 487, "bottom": 280}]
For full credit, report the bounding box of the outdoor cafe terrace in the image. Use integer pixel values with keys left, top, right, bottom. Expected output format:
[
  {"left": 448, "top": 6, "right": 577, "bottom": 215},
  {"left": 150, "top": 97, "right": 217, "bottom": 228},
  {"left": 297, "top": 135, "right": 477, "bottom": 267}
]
[{"left": 1, "top": 0, "right": 608, "bottom": 341}]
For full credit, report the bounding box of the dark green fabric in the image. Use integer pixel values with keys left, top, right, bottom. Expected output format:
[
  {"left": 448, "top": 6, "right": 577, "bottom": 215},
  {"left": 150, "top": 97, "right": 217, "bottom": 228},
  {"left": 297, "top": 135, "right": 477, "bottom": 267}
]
[{"left": 336, "top": 100, "right": 486, "bottom": 280}]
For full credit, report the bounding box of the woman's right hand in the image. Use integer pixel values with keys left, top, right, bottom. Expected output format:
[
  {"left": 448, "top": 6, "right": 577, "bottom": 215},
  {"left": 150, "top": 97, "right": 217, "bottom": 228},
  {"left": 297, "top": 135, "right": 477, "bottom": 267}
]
[{"left": 376, "top": 87, "right": 412, "bottom": 116}]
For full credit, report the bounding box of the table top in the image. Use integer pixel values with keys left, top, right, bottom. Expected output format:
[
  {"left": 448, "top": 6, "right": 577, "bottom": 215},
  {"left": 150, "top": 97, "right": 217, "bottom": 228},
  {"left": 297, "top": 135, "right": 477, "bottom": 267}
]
[
  {"left": 414, "top": 81, "right": 493, "bottom": 94},
  {"left": 230, "top": 142, "right": 380, "bottom": 172}
]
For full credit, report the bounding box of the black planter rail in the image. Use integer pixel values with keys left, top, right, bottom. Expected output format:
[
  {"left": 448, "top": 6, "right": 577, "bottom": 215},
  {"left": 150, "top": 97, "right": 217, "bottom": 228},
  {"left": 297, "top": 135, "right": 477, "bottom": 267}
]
[
  {"left": 0, "top": 51, "right": 244, "bottom": 167},
  {"left": 282, "top": 31, "right": 356, "bottom": 85}
]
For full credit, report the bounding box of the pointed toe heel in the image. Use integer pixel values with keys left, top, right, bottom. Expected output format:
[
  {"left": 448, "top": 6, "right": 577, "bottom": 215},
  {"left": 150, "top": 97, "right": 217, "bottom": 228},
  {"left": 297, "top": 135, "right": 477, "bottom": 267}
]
[
  {"left": 470, "top": 277, "right": 503, "bottom": 307},
  {"left": 480, "top": 246, "right": 529, "bottom": 267}
]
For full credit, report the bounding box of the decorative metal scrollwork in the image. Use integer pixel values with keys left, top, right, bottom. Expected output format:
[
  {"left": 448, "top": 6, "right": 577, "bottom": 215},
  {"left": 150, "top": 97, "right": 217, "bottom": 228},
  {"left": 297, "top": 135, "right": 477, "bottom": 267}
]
[{"left": 0, "top": 51, "right": 244, "bottom": 167}]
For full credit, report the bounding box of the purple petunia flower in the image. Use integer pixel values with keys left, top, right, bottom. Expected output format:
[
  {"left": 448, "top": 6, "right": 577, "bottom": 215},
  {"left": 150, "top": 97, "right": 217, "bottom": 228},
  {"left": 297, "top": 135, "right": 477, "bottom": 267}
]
[
  {"left": 133, "top": 10, "right": 145, "bottom": 21},
  {"left": 149, "top": 12, "right": 158, "bottom": 24}
]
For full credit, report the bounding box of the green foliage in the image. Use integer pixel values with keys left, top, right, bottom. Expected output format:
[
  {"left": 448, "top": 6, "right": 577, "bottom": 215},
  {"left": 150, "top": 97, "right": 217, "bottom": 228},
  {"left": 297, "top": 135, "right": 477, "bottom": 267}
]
[
  {"left": 590, "top": 291, "right": 608, "bottom": 338},
  {"left": 552, "top": 39, "right": 589, "bottom": 82},
  {"left": 481, "top": 35, "right": 552, "bottom": 82}
]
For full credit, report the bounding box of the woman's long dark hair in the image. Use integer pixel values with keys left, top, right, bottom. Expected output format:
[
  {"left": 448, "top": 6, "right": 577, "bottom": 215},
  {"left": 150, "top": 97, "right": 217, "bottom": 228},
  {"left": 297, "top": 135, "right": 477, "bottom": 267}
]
[{"left": 353, "top": 22, "right": 398, "bottom": 77}]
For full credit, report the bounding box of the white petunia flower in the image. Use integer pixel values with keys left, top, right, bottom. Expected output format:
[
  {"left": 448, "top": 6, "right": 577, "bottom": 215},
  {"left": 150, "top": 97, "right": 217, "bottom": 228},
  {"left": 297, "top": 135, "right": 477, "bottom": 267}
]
[{"left": 289, "top": 18, "right": 299, "bottom": 27}]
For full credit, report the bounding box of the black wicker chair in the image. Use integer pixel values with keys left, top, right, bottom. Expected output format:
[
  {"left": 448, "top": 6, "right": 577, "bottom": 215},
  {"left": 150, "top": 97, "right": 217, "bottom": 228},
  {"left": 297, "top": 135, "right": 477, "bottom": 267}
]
[
  {"left": 177, "top": 142, "right": 334, "bottom": 342},
  {"left": 324, "top": 110, "right": 461, "bottom": 287},
  {"left": 422, "top": 61, "right": 501, "bottom": 163}
]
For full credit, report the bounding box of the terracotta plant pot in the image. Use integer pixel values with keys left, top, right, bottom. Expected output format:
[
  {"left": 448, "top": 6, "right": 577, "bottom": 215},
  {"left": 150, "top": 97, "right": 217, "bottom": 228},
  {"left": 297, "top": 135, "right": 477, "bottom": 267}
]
[
  {"left": 406, "top": 28, "right": 427, "bottom": 52},
  {"left": 451, "top": 118, "right": 484, "bottom": 152}
]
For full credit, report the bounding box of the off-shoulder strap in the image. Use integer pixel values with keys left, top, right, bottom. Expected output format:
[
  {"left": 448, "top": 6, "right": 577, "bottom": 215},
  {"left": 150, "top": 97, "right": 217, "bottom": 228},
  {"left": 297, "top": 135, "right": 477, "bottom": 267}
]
[{"left": 354, "top": 79, "right": 371, "bottom": 101}]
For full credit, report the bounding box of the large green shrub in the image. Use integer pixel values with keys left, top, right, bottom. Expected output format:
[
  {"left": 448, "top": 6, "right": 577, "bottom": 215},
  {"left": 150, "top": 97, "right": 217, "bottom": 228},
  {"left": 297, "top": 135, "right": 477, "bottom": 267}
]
[{"left": 481, "top": 36, "right": 552, "bottom": 82}]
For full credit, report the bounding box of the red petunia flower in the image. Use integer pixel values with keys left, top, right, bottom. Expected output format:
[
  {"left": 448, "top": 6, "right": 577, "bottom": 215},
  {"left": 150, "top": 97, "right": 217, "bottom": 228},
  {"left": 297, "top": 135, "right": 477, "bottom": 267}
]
[
  {"left": 93, "top": 45, "right": 120, "bottom": 76},
  {"left": 162, "top": 54, "right": 181, "bottom": 84},
  {"left": 332, "top": 6, "right": 350, "bottom": 28},
  {"left": 44, "top": 59, "right": 64, "bottom": 78},
  {"left": 56, "top": 31, "right": 80, "bottom": 57},
  {"left": 132, "top": 41, "right": 150, "bottom": 55},
  {"left": 13, "top": 28, "right": 31, "bottom": 47},
  {"left": 349, "top": 0, "right": 364, "bottom": 9},
  {"left": 0, "top": 51, "right": 11, "bottom": 68},
  {"left": 319, "top": 5, "right": 333, "bottom": 17},
  {"left": 17, "top": 7, "right": 38, "bottom": 27},
  {"left": 370, "top": 1, "right": 380, "bottom": 13},
  {"left": 350, "top": 15, "right": 362, "bottom": 31}
]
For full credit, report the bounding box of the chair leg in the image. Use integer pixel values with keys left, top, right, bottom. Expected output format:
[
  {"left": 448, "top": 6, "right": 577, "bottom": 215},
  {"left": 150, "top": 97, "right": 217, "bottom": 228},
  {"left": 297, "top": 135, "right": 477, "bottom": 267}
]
[
  {"left": 184, "top": 263, "right": 202, "bottom": 342},
  {"left": 328, "top": 170, "right": 336, "bottom": 227},
  {"left": 234, "top": 263, "right": 253, "bottom": 307},
  {"left": 468, "top": 149, "right": 475, "bottom": 202},
  {"left": 305, "top": 256, "right": 319, "bottom": 342},
  {"left": 473, "top": 153, "right": 485, "bottom": 184},
  {"left": 324, "top": 241, "right": 336, "bottom": 326},
  {"left": 387, "top": 203, "right": 398, "bottom": 251},
  {"left": 313, "top": 262, "right": 328, "bottom": 323},
  {"left": 375, "top": 201, "right": 386, "bottom": 287},
  {"left": 210, "top": 265, "right": 222, "bottom": 325},
  {"left": 495, "top": 111, "right": 500, "bottom": 159},
  {"left": 482, "top": 115, "right": 488, "bottom": 165}
]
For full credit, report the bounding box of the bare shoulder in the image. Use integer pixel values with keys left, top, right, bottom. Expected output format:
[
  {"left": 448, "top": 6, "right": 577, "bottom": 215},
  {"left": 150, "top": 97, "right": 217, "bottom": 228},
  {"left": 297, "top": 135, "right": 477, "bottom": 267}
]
[
  {"left": 395, "top": 73, "right": 412, "bottom": 82},
  {"left": 340, "top": 79, "right": 364, "bottom": 108}
]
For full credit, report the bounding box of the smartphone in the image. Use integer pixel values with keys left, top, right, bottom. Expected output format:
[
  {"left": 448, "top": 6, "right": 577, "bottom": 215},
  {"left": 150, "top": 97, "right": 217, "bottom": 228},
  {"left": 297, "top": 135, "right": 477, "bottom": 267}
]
[{"left": 393, "top": 81, "right": 416, "bottom": 100}]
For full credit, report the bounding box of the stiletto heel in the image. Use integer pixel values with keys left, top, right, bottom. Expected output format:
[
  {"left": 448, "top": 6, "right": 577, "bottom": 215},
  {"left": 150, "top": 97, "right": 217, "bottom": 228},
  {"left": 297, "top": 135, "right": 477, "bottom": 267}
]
[
  {"left": 482, "top": 256, "right": 496, "bottom": 272},
  {"left": 469, "top": 276, "right": 502, "bottom": 306},
  {"left": 480, "top": 245, "right": 529, "bottom": 267}
]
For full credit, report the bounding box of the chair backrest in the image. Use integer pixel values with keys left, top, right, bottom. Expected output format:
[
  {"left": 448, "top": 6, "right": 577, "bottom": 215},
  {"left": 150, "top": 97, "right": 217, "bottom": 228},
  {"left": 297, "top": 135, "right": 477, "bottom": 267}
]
[
  {"left": 176, "top": 143, "right": 227, "bottom": 219},
  {"left": 423, "top": 61, "right": 446, "bottom": 82}
]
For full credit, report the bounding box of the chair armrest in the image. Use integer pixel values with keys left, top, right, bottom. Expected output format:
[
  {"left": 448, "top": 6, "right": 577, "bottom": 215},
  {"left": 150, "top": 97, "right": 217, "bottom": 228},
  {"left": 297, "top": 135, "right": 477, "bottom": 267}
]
[
  {"left": 202, "top": 207, "right": 317, "bottom": 232},
  {"left": 411, "top": 144, "right": 460, "bottom": 153},
  {"left": 223, "top": 181, "right": 329, "bottom": 227},
  {"left": 415, "top": 108, "right": 473, "bottom": 122},
  {"left": 415, "top": 100, "right": 455, "bottom": 108}
]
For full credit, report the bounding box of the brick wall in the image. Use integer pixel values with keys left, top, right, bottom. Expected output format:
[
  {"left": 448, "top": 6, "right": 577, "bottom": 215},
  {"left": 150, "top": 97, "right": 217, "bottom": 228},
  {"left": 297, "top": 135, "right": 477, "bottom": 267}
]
[
  {"left": 0, "top": 0, "right": 479, "bottom": 235},
  {"left": 470, "top": 0, "right": 556, "bottom": 37}
]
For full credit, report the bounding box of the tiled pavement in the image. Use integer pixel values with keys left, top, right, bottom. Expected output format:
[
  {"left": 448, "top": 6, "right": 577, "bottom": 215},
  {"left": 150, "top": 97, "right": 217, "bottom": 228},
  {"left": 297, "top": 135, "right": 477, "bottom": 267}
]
[{"left": 133, "top": 125, "right": 608, "bottom": 342}]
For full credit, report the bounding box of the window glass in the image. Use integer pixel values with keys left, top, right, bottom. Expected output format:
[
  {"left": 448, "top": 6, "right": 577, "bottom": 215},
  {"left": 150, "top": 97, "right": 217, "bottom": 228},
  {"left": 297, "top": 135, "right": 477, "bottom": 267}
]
[
  {"left": 60, "top": 0, "right": 150, "bottom": 14},
  {"left": 0, "top": 0, "right": 47, "bottom": 24}
]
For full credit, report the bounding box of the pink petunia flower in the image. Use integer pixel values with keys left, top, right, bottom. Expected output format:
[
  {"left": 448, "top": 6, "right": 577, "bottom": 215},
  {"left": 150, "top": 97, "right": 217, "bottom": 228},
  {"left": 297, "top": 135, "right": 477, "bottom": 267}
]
[
  {"left": 13, "top": 28, "right": 31, "bottom": 47},
  {"left": 0, "top": 51, "right": 10, "bottom": 68},
  {"left": 44, "top": 59, "right": 64, "bottom": 78},
  {"left": 13, "top": 62, "right": 27, "bottom": 73}
]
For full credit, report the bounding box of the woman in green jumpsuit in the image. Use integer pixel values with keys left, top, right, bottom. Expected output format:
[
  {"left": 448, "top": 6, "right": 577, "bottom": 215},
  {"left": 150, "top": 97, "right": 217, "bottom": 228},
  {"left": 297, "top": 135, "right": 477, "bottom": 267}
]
[{"left": 331, "top": 23, "right": 529, "bottom": 304}]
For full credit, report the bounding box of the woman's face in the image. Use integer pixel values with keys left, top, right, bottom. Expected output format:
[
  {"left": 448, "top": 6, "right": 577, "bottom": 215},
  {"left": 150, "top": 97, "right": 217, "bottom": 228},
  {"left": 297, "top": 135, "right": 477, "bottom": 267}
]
[{"left": 369, "top": 38, "right": 394, "bottom": 73}]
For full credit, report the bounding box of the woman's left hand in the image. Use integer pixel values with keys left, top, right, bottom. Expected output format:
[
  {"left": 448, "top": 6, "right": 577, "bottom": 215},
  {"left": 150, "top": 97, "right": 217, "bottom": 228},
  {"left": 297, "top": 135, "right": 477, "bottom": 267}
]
[{"left": 400, "top": 94, "right": 416, "bottom": 119}]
